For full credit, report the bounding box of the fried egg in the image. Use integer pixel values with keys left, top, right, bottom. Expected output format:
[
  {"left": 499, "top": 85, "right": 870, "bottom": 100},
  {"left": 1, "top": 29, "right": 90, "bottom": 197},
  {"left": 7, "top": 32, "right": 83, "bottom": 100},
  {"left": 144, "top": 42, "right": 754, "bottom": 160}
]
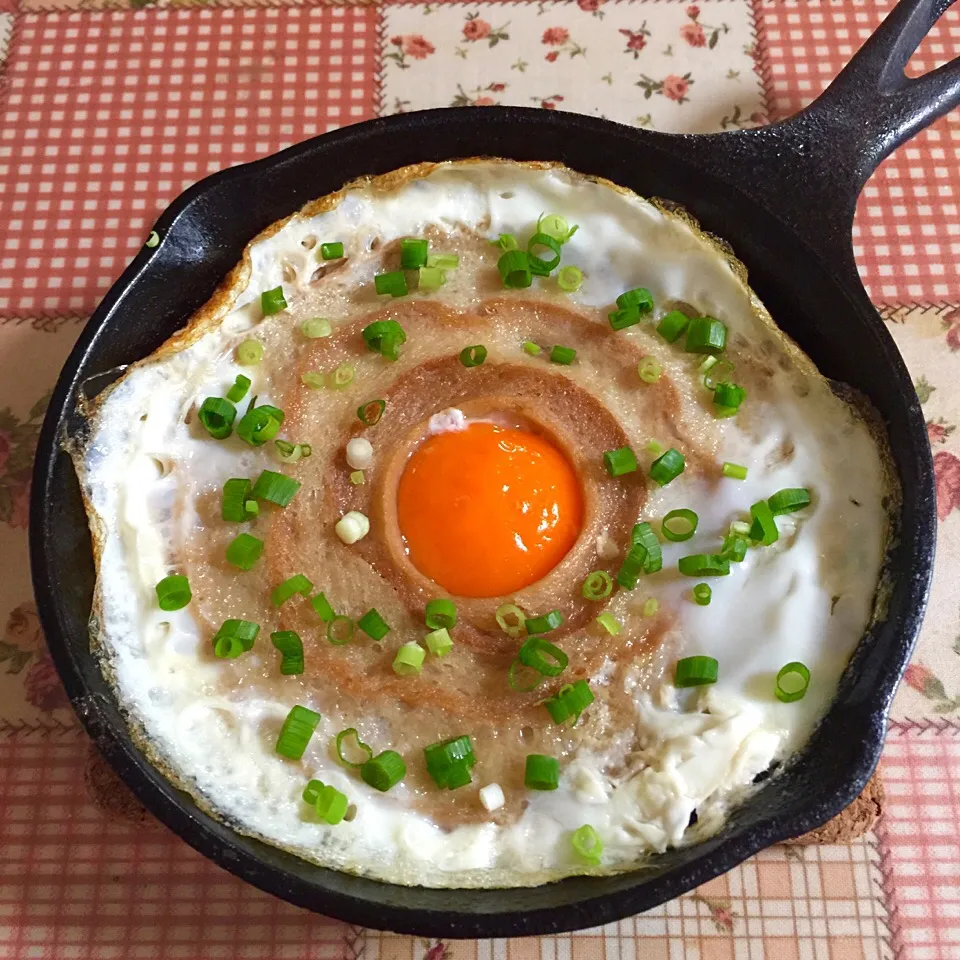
[{"left": 72, "top": 160, "right": 893, "bottom": 888}]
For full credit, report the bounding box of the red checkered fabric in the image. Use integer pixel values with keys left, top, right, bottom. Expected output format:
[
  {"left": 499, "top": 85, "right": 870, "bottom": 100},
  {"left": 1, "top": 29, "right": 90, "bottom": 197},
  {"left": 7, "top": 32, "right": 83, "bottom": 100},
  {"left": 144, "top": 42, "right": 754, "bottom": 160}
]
[
  {"left": 0, "top": 6, "right": 378, "bottom": 318},
  {"left": 756, "top": 0, "right": 960, "bottom": 304}
]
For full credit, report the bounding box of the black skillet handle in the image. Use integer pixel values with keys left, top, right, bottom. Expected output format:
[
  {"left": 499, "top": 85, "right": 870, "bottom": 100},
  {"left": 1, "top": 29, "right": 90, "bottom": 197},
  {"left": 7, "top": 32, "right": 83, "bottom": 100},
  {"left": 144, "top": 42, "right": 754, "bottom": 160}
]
[{"left": 684, "top": 0, "right": 960, "bottom": 271}]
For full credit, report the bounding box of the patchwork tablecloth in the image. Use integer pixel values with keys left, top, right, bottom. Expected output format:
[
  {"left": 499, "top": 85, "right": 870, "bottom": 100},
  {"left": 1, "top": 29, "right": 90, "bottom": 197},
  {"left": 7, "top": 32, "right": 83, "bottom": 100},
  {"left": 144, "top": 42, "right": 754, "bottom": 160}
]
[{"left": 0, "top": 0, "right": 959, "bottom": 957}]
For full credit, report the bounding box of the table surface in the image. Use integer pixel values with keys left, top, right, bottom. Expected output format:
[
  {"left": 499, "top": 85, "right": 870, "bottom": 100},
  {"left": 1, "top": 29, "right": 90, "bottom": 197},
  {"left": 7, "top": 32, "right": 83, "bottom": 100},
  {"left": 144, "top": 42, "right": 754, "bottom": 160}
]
[{"left": 0, "top": 0, "right": 959, "bottom": 957}]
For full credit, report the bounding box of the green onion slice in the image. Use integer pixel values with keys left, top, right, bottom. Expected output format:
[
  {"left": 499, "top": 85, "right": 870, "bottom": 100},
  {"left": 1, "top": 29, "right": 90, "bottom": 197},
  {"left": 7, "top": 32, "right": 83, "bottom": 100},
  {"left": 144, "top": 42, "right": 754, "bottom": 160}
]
[
  {"left": 581, "top": 571, "right": 613, "bottom": 601},
  {"left": 656, "top": 310, "right": 690, "bottom": 343},
  {"left": 301, "top": 371, "right": 326, "bottom": 390},
  {"left": 527, "top": 232, "right": 562, "bottom": 275},
  {"left": 544, "top": 679, "right": 594, "bottom": 725},
  {"left": 749, "top": 500, "right": 779, "bottom": 545},
  {"left": 236, "top": 406, "right": 283, "bottom": 446},
  {"left": 508, "top": 659, "right": 544, "bottom": 692},
  {"left": 331, "top": 363, "right": 355, "bottom": 389},
  {"left": 638, "top": 356, "right": 662, "bottom": 383},
  {"left": 358, "top": 399, "right": 387, "bottom": 427},
  {"left": 768, "top": 487, "right": 812, "bottom": 516},
  {"left": 703, "top": 358, "right": 735, "bottom": 390},
  {"left": 424, "top": 735, "right": 475, "bottom": 789},
  {"left": 303, "top": 779, "right": 323, "bottom": 805},
  {"left": 720, "top": 535, "right": 749, "bottom": 563},
  {"left": 400, "top": 237, "right": 429, "bottom": 269},
  {"left": 225, "top": 533, "right": 263, "bottom": 571},
  {"left": 271, "top": 574, "right": 313, "bottom": 608},
  {"left": 313, "top": 783, "right": 349, "bottom": 825},
  {"left": 713, "top": 381, "right": 746, "bottom": 417},
  {"left": 418, "top": 266, "right": 446, "bottom": 292},
  {"left": 374, "top": 271, "right": 408, "bottom": 298},
  {"left": 775, "top": 661, "right": 811, "bottom": 702},
  {"left": 523, "top": 340, "right": 542, "bottom": 356},
  {"left": 226, "top": 375, "right": 251, "bottom": 404},
  {"left": 557, "top": 265, "right": 584, "bottom": 292},
  {"left": 550, "top": 345, "right": 576, "bottom": 365},
  {"left": 537, "top": 213, "right": 578, "bottom": 244},
  {"left": 261, "top": 286, "right": 287, "bottom": 316},
  {"left": 335, "top": 728, "right": 374, "bottom": 768},
  {"left": 460, "top": 345, "right": 488, "bottom": 368},
  {"left": 609, "top": 306, "right": 643, "bottom": 331},
  {"left": 320, "top": 241, "right": 344, "bottom": 260},
  {"left": 685, "top": 316, "right": 727, "bottom": 355},
  {"left": 251, "top": 470, "right": 300, "bottom": 507},
  {"left": 603, "top": 446, "right": 638, "bottom": 477},
  {"left": 722, "top": 462, "right": 748, "bottom": 480},
  {"left": 642, "top": 598, "right": 660, "bottom": 617},
  {"left": 362, "top": 319, "right": 407, "bottom": 359},
  {"left": 301, "top": 317, "right": 331, "bottom": 339},
  {"left": 617, "top": 522, "right": 663, "bottom": 589},
  {"left": 496, "top": 604, "right": 527, "bottom": 638},
  {"left": 677, "top": 553, "right": 730, "bottom": 577},
  {"left": 692, "top": 583, "right": 712, "bottom": 607},
  {"left": 198, "top": 397, "right": 236, "bottom": 440},
  {"left": 524, "top": 610, "right": 564, "bottom": 634},
  {"left": 425, "top": 627, "right": 454, "bottom": 657},
  {"left": 498, "top": 250, "right": 532, "bottom": 289},
  {"left": 425, "top": 598, "right": 457, "bottom": 630},
  {"left": 661, "top": 508, "right": 698, "bottom": 542},
  {"left": 350, "top": 470, "right": 365, "bottom": 486},
  {"left": 392, "top": 642, "right": 425, "bottom": 676},
  {"left": 616, "top": 287, "right": 654, "bottom": 313},
  {"left": 675, "top": 655, "right": 719, "bottom": 688},
  {"left": 596, "top": 612, "right": 621, "bottom": 636},
  {"left": 326, "top": 615, "right": 355, "bottom": 646},
  {"left": 571, "top": 824, "right": 603, "bottom": 864},
  {"left": 156, "top": 575, "right": 191, "bottom": 611},
  {"left": 427, "top": 253, "right": 460, "bottom": 269},
  {"left": 275, "top": 705, "right": 321, "bottom": 760},
  {"left": 518, "top": 636, "right": 568, "bottom": 676},
  {"left": 358, "top": 608, "right": 391, "bottom": 641},
  {"left": 237, "top": 339, "right": 263, "bottom": 366},
  {"left": 271, "top": 630, "right": 304, "bottom": 675},
  {"left": 311, "top": 592, "right": 336, "bottom": 623},
  {"left": 650, "top": 448, "right": 685, "bottom": 486},
  {"left": 494, "top": 233, "right": 519, "bottom": 252},
  {"left": 525, "top": 754, "right": 560, "bottom": 791},
  {"left": 361, "top": 750, "right": 406, "bottom": 791},
  {"left": 212, "top": 619, "right": 259, "bottom": 659}
]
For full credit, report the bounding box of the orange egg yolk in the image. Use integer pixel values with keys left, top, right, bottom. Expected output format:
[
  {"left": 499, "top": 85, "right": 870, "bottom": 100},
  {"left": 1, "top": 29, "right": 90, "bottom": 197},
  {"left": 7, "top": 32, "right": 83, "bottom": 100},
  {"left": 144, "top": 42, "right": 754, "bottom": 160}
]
[{"left": 397, "top": 421, "right": 584, "bottom": 598}]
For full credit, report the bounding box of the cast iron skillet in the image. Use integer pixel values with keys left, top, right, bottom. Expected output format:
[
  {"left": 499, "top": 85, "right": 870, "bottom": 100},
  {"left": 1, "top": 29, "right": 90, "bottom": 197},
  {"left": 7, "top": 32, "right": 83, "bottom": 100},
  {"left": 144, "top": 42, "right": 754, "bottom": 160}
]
[{"left": 30, "top": 0, "right": 960, "bottom": 938}]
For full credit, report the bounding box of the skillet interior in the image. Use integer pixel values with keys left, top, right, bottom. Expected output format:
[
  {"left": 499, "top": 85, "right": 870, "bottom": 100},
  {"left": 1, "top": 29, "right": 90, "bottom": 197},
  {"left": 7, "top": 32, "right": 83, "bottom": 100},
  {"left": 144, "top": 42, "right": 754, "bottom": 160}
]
[{"left": 30, "top": 107, "right": 935, "bottom": 938}]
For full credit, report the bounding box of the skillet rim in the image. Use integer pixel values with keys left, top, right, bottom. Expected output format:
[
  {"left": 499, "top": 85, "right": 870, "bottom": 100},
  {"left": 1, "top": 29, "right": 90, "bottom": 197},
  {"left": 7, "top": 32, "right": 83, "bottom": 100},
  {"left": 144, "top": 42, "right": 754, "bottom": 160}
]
[{"left": 29, "top": 106, "right": 936, "bottom": 938}]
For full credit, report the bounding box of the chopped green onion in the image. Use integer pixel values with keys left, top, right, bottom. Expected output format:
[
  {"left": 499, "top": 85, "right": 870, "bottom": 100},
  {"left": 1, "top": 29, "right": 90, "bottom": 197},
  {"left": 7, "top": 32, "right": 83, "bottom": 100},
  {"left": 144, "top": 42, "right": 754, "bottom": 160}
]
[
  {"left": 226, "top": 375, "right": 251, "bottom": 404},
  {"left": 498, "top": 250, "right": 533, "bottom": 288},
  {"left": 246, "top": 499, "right": 259, "bottom": 517},
  {"left": 527, "top": 232, "right": 562, "bottom": 275},
  {"left": 320, "top": 241, "right": 344, "bottom": 260},
  {"left": 301, "top": 371, "right": 326, "bottom": 389},
  {"left": 156, "top": 575, "right": 191, "bottom": 611},
  {"left": 237, "top": 339, "right": 263, "bottom": 366},
  {"left": 581, "top": 571, "right": 613, "bottom": 601},
  {"left": 425, "top": 598, "right": 457, "bottom": 630},
  {"left": 301, "top": 317, "right": 331, "bottom": 339},
  {"left": 312, "top": 783, "right": 349, "bottom": 824},
  {"left": 722, "top": 462, "right": 748, "bottom": 480},
  {"left": 350, "top": 471, "right": 365, "bottom": 485},
  {"left": 713, "top": 381, "right": 746, "bottom": 417},
  {"left": 675, "top": 655, "right": 719, "bottom": 687},
  {"left": 677, "top": 553, "right": 730, "bottom": 577},
  {"left": 357, "top": 399, "right": 386, "bottom": 426},
  {"left": 524, "top": 754, "right": 560, "bottom": 791},
  {"left": 418, "top": 266, "right": 446, "bottom": 292},
  {"left": 252, "top": 470, "right": 301, "bottom": 507},
  {"left": 494, "top": 233, "right": 519, "bottom": 252},
  {"left": 275, "top": 705, "right": 321, "bottom": 760},
  {"left": 271, "top": 630, "right": 304, "bottom": 675},
  {"left": 145, "top": 230, "right": 160, "bottom": 248},
  {"left": 400, "top": 237, "right": 429, "bottom": 269},
  {"left": 362, "top": 319, "right": 407, "bottom": 360},
  {"left": 524, "top": 610, "right": 564, "bottom": 634},
  {"left": 638, "top": 357, "right": 662, "bottom": 383},
  {"left": 642, "top": 598, "right": 660, "bottom": 617},
  {"left": 335, "top": 728, "right": 373, "bottom": 768},
  {"left": 731, "top": 520, "right": 751, "bottom": 536},
  {"left": 550, "top": 345, "right": 576, "bottom": 365},
  {"left": 508, "top": 659, "right": 544, "bottom": 692},
  {"left": 518, "top": 636, "right": 568, "bottom": 676},
  {"left": 226, "top": 532, "right": 263, "bottom": 571},
  {"left": 557, "top": 265, "right": 584, "bottom": 292},
  {"left": 424, "top": 736, "right": 475, "bottom": 789},
  {"left": 775, "top": 661, "right": 811, "bottom": 702},
  {"left": 703, "top": 358, "right": 735, "bottom": 390},
  {"left": 617, "top": 521, "right": 662, "bottom": 587},
  {"left": 212, "top": 618, "right": 260, "bottom": 659},
  {"left": 311, "top": 592, "right": 336, "bottom": 623},
  {"left": 720, "top": 535, "right": 749, "bottom": 563},
  {"left": 596, "top": 612, "right": 621, "bottom": 635},
  {"left": 271, "top": 574, "right": 313, "bottom": 608},
  {"left": 374, "top": 271, "right": 408, "bottom": 298},
  {"left": 358, "top": 608, "right": 391, "bottom": 641},
  {"left": 685, "top": 316, "right": 727, "bottom": 355},
  {"left": 198, "top": 397, "right": 236, "bottom": 440},
  {"left": 749, "top": 500, "right": 779, "bottom": 545},
  {"left": 649, "top": 448, "right": 685, "bottom": 486},
  {"left": 692, "top": 583, "right": 712, "bottom": 606},
  {"left": 274, "top": 439, "right": 304, "bottom": 464},
  {"left": 768, "top": 488, "right": 812, "bottom": 515},
  {"left": 236, "top": 405, "right": 284, "bottom": 446},
  {"left": 656, "top": 310, "right": 690, "bottom": 343},
  {"left": 496, "top": 603, "right": 527, "bottom": 637},
  {"left": 303, "top": 779, "right": 323, "bottom": 805},
  {"left": 392, "top": 641, "right": 425, "bottom": 676},
  {"left": 609, "top": 307, "right": 643, "bottom": 331},
  {"left": 616, "top": 288, "right": 654, "bottom": 314},
  {"left": 331, "top": 363, "right": 355, "bottom": 389},
  {"left": 571, "top": 824, "right": 603, "bottom": 864},
  {"left": 646, "top": 439, "right": 663, "bottom": 455},
  {"left": 425, "top": 627, "right": 454, "bottom": 657},
  {"left": 427, "top": 253, "right": 460, "bottom": 269},
  {"left": 603, "top": 446, "right": 638, "bottom": 477},
  {"left": 326, "top": 615, "right": 355, "bottom": 646},
  {"left": 460, "top": 345, "right": 487, "bottom": 368},
  {"left": 662, "top": 508, "right": 698, "bottom": 542},
  {"left": 544, "top": 680, "right": 594, "bottom": 725},
  {"left": 523, "top": 340, "right": 542, "bottom": 356},
  {"left": 537, "top": 213, "right": 578, "bottom": 244},
  {"left": 261, "top": 286, "right": 287, "bottom": 316},
  {"left": 361, "top": 750, "right": 406, "bottom": 791}
]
